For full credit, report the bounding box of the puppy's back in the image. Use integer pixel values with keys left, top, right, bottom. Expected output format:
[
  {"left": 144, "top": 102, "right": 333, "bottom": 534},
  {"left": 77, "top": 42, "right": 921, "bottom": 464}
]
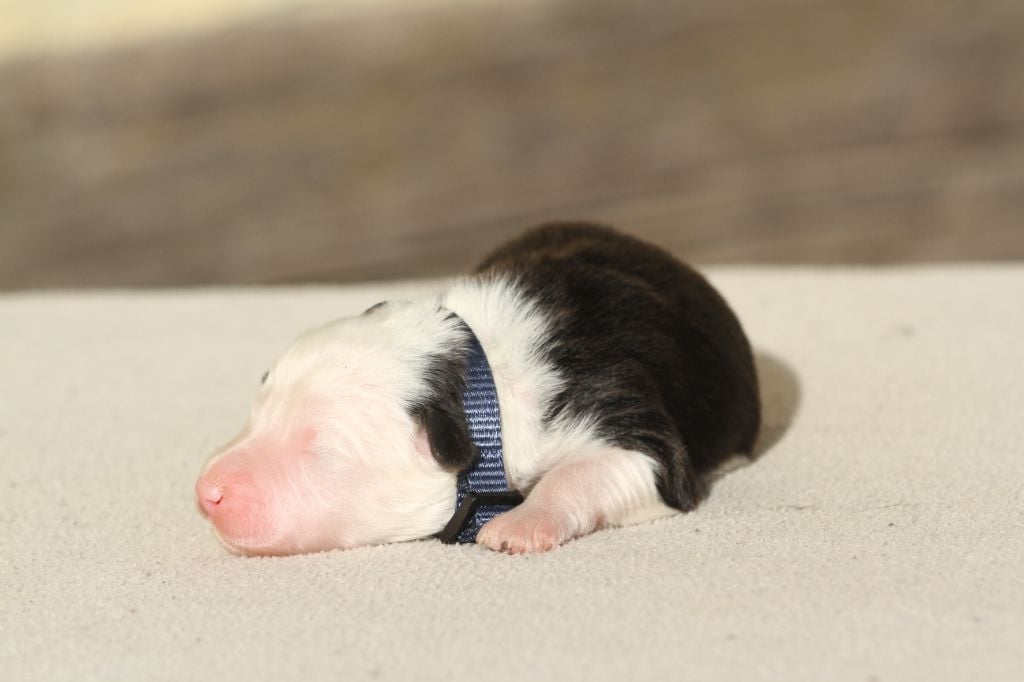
[{"left": 476, "top": 222, "right": 760, "bottom": 507}]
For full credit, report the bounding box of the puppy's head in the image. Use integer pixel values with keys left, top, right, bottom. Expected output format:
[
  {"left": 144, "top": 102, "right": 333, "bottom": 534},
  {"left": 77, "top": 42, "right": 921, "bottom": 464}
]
[{"left": 195, "top": 302, "right": 473, "bottom": 555}]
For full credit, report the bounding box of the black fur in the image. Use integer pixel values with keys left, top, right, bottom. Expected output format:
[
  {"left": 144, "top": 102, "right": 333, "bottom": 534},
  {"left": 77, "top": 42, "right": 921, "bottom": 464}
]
[
  {"left": 406, "top": 312, "right": 477, "bottom": 472},
  {"left": 475, "top": 222, "right": 761, "bottom": 511}
]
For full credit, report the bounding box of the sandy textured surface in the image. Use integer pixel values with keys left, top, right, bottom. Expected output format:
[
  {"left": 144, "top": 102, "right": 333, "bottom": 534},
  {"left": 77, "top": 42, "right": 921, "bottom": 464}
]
[{"left": 1, "top": 268, "right": 1022, "bottom": 680}]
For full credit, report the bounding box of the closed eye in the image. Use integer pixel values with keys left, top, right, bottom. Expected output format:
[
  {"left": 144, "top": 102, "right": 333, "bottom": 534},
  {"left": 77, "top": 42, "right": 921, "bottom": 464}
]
[{"left": 260, "top": 371, "right": 269, "bottom": 385}]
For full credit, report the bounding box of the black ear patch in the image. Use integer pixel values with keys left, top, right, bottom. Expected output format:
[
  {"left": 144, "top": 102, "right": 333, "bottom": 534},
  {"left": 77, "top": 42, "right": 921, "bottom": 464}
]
[
  {"left": 417, "top": 403, "right": 475, "bottom": 471},
  {"left": 408, "top": 316, "right": 476, "bottom": 472}
]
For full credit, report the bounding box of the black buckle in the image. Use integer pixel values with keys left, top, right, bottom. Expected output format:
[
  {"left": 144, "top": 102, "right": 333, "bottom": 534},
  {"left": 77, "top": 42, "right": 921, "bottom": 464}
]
[{"left": 437, "top": 491, "right": 524, "bottom": 544}]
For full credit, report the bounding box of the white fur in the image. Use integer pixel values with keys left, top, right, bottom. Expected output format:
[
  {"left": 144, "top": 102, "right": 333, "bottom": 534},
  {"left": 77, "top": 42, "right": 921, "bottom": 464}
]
[
  {"left": 439, "top": 277, "right": 568, "bottom": 489},
  {"left": 198, "top": 274, "right": 676, "bottom": 554},
  {"left": 441, "top": 278, "right": 675, "bottom": 526},
  {"left": 476, "top": 446, "right": 675, "bottom": 553},
  {"left": 200, "top": 304, "right": 466, "bottom": 553}
]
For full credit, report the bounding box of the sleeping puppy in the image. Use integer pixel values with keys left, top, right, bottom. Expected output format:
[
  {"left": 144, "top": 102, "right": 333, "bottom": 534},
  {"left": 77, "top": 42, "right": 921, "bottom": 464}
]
[{"left": 195, "top": 223, "right": 760, "bottom": 555}]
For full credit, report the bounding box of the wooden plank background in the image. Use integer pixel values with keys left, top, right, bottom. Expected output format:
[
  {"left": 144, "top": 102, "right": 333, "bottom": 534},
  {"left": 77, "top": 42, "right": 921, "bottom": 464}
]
[{"left": 0, "top": 0, "right": 1022, "bottom": 289}]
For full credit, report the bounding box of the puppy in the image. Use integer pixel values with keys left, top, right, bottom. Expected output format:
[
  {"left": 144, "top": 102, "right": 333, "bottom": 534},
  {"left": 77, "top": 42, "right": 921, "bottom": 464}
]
[{"left": 195, "top": 223, "right": 760, "bottom": 555}]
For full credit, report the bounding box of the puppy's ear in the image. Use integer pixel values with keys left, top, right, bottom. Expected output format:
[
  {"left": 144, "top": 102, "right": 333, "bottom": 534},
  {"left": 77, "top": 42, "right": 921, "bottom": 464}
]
[
  {"left": 417, "top": 403, "right": 475, "bottom": 471},
  {"left": 409, "top": 317, "right": 477, "bottom": 471}
]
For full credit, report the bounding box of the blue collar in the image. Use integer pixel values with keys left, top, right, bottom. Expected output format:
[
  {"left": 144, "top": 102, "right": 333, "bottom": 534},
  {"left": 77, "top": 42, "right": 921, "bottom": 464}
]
[{"left": 437, "top": 325, "right": 523, "bottom": 544}]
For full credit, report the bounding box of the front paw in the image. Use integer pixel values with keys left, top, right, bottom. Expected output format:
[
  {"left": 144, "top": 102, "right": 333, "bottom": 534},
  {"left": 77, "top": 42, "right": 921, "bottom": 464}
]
[{"left": 476, "top": 506, "right": 575, "bottom": 554}]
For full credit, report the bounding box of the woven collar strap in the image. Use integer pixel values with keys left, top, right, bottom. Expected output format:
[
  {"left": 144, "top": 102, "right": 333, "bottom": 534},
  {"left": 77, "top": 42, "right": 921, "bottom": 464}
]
[{"left": 436, "top": 323, "right": 523, "bottom": 544}]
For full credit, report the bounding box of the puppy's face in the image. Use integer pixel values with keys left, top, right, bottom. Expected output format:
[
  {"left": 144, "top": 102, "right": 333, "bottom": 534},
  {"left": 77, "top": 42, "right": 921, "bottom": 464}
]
[{"left": 195, "top": 306, "right": 457, "bottom": 555}]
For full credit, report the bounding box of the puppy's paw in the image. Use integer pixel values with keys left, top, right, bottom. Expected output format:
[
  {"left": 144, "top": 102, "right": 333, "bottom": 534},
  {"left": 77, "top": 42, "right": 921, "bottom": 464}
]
[{"left": 476, "top": 506, "right": 575, "bottom": 554}]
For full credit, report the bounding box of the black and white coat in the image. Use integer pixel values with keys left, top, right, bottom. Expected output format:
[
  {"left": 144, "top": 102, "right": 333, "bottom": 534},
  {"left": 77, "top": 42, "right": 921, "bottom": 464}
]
[{"left": 196, "top": 223, "right": 761, "bottom": 555}]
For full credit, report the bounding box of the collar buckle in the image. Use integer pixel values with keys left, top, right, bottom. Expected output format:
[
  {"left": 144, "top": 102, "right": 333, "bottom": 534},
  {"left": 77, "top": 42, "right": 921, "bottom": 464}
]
[{"left": 437, "top": 491, "right": 525, "bottom": 544}]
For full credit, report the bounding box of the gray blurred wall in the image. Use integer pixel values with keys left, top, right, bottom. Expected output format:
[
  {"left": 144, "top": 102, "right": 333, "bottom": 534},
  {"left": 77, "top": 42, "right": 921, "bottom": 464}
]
[{"left": 1, "top": 0, "right": 1022, "bottom": 289}]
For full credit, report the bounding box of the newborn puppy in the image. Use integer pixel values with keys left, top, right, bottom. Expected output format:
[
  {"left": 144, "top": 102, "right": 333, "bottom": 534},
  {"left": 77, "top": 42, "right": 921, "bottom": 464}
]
[{"left": 195, "top": 223, "right": 760, "bottom": 555}]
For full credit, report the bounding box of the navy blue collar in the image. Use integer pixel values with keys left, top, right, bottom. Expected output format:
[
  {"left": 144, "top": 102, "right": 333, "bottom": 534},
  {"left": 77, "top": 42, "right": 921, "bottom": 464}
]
[{"left": 436, "top": 323, "right": 523, "bottom": 544}]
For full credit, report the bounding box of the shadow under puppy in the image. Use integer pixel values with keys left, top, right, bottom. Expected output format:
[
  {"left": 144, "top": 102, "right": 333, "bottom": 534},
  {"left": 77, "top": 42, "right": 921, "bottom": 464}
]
[{"left": 195, "top": 223, "right": 761, "bottom": 555}]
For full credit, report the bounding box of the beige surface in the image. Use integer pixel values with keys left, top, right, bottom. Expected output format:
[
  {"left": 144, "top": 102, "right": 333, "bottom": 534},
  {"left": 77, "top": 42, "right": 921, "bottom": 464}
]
[{"left": 1, "top": 267, "right": 1022, "bottom": 680}]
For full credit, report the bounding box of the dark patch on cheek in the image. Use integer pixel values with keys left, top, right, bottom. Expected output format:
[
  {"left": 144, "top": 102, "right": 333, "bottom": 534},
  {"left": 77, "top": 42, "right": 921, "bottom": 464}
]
[
  {"left": 417, "top": 405, "right": 475, "bottom": 471},
  {"left": 260, "top": 371, "right": 269, "bottom": 385},
  {"left": 407, "top": 325, "right": 476, "bottom": 472}
]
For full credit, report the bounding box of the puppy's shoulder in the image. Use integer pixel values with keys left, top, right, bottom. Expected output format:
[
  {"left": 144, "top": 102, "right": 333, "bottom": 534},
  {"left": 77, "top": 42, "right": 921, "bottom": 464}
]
[{"left": 474, "top": 221, "right": 626, "bottom": 275}]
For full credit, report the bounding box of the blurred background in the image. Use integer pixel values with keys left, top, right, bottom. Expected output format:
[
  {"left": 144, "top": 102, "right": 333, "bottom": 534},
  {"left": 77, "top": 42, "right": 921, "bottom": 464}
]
[{"left": 1, "top": 0, "right": 1021, "bottom": 289}]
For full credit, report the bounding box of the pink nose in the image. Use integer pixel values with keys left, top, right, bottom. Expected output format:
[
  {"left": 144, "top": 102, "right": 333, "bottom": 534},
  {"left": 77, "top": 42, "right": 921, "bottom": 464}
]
[{"left": 195, "top": 477, "right": 224, "bottom": 516}]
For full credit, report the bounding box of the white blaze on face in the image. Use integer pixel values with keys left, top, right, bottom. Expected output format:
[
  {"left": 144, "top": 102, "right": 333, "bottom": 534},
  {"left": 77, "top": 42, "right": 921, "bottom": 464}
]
[{"left": 195, "top": 306, "right": 460, "bottom": 555}]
